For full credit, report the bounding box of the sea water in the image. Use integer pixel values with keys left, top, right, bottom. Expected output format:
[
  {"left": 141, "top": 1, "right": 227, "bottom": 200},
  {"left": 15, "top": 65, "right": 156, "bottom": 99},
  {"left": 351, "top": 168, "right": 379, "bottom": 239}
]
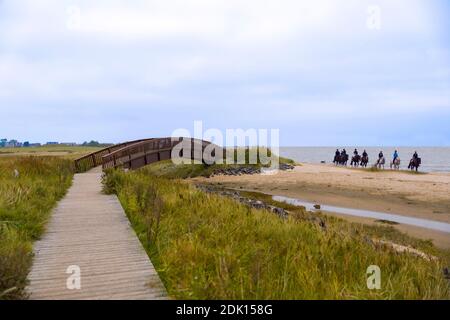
[{"left": 279, "top": 147, "right": 450, "bottom": 172}]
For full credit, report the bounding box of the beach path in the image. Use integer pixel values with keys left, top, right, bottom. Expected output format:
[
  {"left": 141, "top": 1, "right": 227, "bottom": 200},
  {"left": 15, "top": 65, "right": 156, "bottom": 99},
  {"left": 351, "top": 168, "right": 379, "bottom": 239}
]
[{"left": 26, "top": 167, "right": 167, "bottom": 300}]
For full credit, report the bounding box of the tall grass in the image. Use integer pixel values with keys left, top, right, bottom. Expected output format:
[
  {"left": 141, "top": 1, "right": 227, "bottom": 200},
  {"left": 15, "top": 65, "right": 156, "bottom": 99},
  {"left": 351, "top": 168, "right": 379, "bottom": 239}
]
[
  {"left": 0, "top": 157, "right": 74, "bottom": 299},
  {"left": 103, "top": 168, "right": 450, "bottom": 299},
  {"left": 129, "top": 151, "right": 295, "bottom": 180}
]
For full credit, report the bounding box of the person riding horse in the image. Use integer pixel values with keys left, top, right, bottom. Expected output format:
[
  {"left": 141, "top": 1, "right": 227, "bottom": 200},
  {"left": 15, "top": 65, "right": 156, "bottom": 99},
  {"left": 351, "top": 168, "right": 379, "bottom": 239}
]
[
  {"left": 391, "top": 150, "right": 400, "bottom": 170},
  {"left": 360, "top": 150, "right": 369, "bottom": 167},
  {"left": 334, "top": 148, "right": 348, "bottom": 166},
  {"left": 351, "top": 148, "right": 361, "bottom": 166},
  {"left": 333, "top": 149, "right": 340, "bottom": 164},
  {"left": 393, "top": 150, "right": 399, "bottom": 162},
  {"left": 408, "top": 151, "right": 421, "bottom": 171},
  {"left": 375, "top": 151, "right": 386, "bottom": 169}
]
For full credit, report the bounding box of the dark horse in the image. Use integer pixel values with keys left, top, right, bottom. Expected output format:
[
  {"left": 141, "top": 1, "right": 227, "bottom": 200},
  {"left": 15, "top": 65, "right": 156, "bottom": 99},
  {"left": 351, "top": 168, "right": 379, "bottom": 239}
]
[
  {"left": 334, "top": 153, "right": 349, "bottom": 166},
  {"left": 408, "top": 157, "right": 421, "bottom": 172},
  {"left": 360, "top": 155, "right": 369, "bottom": 167},
  {"left": 350, "top": 154, "right": 361, "bottom": 167}
]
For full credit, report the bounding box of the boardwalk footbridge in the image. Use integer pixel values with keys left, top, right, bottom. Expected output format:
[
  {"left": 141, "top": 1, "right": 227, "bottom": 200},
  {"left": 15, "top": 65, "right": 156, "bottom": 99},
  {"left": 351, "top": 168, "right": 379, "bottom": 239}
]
[
  {"left": 27, "top": 137, "right": 215, "bottom": 299},
  {"left": 74, "top": 137, "right": 215, "bottom": 172}
]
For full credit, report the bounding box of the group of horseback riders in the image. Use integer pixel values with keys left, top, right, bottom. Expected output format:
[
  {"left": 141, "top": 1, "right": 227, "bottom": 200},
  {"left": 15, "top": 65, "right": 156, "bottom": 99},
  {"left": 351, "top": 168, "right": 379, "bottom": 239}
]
[
  {"left": 333, "top": 148, "right": 368, "bottom": 167},
  {"left": 333, "top": 149, "right": 421, "bottom": 171}
]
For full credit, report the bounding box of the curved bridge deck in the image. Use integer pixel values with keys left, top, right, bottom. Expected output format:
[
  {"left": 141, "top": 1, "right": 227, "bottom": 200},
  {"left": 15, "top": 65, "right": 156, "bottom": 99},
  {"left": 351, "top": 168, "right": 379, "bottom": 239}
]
[{"left": 26, "top": 167, "right": 167, "bottom": 300}]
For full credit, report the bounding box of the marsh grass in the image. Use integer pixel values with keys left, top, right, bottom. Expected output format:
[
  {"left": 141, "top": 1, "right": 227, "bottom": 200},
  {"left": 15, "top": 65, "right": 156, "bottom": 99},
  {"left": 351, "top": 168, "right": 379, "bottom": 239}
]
[
  {"left": 0, "top": 145, "right": 102, "bottom": 159},
  {"left": 132, "top": 149, "right": 295, "bottom": 180},
  {"left": 103, "top": 168, "right": 450, "bottom": 299},
  {"left": 0, "top": 157, "right": 73, "bottom": 299}
]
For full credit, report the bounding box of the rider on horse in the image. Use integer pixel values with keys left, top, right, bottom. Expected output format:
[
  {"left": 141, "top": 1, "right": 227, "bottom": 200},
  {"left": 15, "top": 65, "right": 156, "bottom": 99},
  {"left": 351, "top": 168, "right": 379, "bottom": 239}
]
[
  {"left": 334, "top": 149, "right": 340, "bottom": 164},
  {"left": 362, "top": 150, "right": 368, "bottom": 158},
  {"left": 353, "top": 149, "right": 358, "bottom": 156},
  {"left": 408, "top": 151, "right": 421, "bottom": 171},
  {"left": 393, "top": 150, "right": 399, "bottom": 162},
  {"left": 378, "top": 151, "right": 384, "bottom": 159}
]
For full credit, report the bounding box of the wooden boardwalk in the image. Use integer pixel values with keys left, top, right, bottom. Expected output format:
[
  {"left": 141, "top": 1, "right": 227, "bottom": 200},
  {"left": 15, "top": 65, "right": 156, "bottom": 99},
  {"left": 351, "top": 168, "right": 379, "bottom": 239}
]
[{"left": 26, "top": 167, "right": 167, "bottom": 300}]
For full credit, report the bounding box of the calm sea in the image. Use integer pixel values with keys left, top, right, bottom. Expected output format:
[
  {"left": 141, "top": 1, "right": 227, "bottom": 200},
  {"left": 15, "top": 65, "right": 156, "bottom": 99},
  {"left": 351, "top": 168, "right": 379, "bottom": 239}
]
[{"left": 279, "top": 147, "right": 450, "bottom": 173}]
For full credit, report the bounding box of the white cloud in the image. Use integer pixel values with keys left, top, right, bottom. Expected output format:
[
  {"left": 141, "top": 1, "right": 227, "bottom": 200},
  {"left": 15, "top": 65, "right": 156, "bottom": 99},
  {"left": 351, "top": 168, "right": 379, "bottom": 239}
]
[{"left": 0, "top": 0, "right": 448, "bottom": 144}]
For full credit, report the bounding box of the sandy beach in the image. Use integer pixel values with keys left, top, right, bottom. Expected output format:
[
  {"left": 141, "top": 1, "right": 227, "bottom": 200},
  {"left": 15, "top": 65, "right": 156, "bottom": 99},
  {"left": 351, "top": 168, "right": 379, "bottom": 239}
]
[{"left": 193, "top": 164, "right": 450, "bottom": 248}]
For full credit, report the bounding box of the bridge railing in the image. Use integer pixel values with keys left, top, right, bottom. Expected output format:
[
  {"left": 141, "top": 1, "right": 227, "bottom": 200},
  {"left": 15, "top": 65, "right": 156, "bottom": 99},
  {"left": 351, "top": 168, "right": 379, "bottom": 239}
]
[
  {"left": 74, "top": 139, "right": 152, "bottom": 172},
  {"left": 102, "top": 137, "right": 214, "bottom": 171}
]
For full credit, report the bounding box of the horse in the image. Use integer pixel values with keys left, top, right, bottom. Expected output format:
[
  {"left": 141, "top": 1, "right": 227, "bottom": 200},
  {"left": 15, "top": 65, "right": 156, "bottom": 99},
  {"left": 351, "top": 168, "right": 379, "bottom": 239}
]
[
  {"left": 350, "top": 154, "right": 361, "bottom": 167},
  {"left": 408, "top": 157, "right": 421, "bottom": 172},
  {"left": 360, "top": 155, "right": 369, "bottom": 167},
  {"left": 390, "top": 157, "right": 401, "bottom": 170},
  {"left": 340, "top": 153, "right": 349, "bottom": 166},
  {"left": 333, "top": 154, "right": 340, "bottom": 165},
  {"left": 333, "top": 153, "right": 348, "bottom": 166},
  {"left": 374, "top": 157, "right": 385, "bottom": 169}
]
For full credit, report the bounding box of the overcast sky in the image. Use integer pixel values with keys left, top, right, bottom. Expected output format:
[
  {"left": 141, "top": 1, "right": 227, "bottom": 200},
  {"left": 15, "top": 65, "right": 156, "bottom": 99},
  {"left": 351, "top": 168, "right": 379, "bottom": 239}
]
[{"left": 0, "top": 0, "right": 449, "bottom": 145}]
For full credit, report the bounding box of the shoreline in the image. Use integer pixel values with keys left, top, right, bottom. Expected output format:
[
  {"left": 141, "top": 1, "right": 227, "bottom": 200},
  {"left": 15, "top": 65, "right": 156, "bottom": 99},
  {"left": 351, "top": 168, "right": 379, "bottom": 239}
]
[{"left": 192, "top": 163, "right": 450, "bottom": 248}]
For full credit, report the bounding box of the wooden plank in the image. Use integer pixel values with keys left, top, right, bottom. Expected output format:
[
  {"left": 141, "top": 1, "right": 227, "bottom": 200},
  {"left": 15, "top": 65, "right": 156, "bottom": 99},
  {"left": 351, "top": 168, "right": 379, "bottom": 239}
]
[{"left": 26, "top": 167, "right": 167, "bottom": 300}]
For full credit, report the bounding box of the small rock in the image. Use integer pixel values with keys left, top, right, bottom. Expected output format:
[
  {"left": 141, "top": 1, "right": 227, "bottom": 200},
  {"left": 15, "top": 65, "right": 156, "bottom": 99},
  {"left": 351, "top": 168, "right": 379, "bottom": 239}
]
[
  {"left": 313, "top": 204, "right": 321, "bottom": 210},
  {"left": 279, "top": 163, "right": 295, "bottom": 171}
]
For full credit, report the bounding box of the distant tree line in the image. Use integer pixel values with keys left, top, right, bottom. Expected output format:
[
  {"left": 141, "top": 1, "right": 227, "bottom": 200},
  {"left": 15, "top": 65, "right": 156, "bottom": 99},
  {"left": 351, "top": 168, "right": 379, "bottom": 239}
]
[{"left": 82, "top": 140, "right": 114, "bottom": 147}]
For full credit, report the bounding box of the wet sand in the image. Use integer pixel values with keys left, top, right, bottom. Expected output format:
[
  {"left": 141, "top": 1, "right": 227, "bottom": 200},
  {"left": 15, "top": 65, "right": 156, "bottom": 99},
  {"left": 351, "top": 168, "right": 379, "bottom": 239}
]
[{"left": 192, "top": 164, "right": 450, "bottom": 248}]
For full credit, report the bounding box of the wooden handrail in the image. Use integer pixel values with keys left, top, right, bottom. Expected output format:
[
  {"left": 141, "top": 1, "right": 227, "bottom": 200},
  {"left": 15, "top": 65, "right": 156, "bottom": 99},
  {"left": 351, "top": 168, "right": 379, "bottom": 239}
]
[
  {"left": 74, "top": 138, "right": 153, "bottom": 172},
  {"left": 102, "top": 137, "right": 212, "bottom": 171},
  {"left": 74, "top": 137, "right": 218, "bottom": 173}
]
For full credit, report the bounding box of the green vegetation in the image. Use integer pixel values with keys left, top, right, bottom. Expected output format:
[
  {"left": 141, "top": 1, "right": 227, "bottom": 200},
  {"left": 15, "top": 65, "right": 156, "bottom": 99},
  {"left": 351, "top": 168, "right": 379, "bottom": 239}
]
[
  {"left": 0, "top": 157, "right": 74, "bottom": 299},
  {"left": 0, "top": 145, "right": 102, "bottom": 160},
  {"left": 236, "top": 190, "right": 448, "bottom": 261},
  {"left": 103, "top": 166, "right": 450, "bottom": 299},
  {"left": 132, "top": 160, "right": 237, "bottom": 179},
  {"left": 136, "top": 148, "right": 295, "bottom": 179},
  {"left": 81, "top": 140, "right": 113, "bottom": 147}
]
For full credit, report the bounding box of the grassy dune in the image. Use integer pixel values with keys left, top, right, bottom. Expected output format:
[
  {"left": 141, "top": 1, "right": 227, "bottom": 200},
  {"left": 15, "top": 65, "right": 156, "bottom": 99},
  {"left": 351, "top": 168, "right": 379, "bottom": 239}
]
[
  {"left": 0, "top": 157, "right": 74, "bottom": 299},
  {"left": 103, "top": 166, "right": 450, "bottom": 299},
  {"left": 134, "top": 148, "right": 296, "bottom": 179}
]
